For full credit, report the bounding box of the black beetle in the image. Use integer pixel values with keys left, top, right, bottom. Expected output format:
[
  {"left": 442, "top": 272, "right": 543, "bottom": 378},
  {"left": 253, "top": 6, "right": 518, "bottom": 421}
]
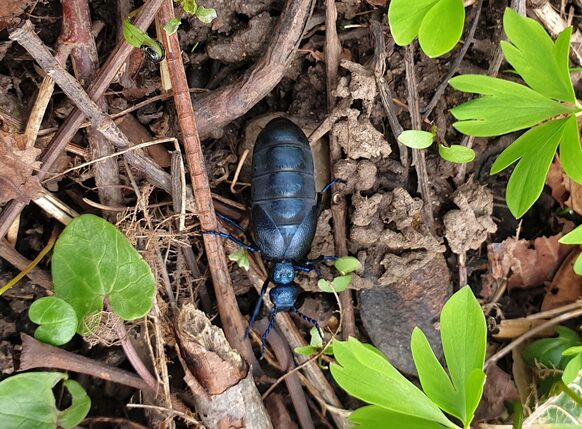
[{"left": 205, "top": 117, "right": 335, "bottom": 352}]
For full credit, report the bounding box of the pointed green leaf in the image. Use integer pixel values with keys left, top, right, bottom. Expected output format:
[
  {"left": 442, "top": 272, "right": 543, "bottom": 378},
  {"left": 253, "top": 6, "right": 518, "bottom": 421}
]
[
  {"left": 388, "top": 0, "right": 439, "bottom": 46},
  {"left": 574, "top": 254, "right": 582, "bottom": 276},
  {"left": 464, "top": 368, "right": 486, "bottom": 426},
  {"left": 411, "top": 327, "right": 461, "bottom": 420},
  {"left": 440, "top": 286, "right": 486, "bottom": 424},
  {"left": 29, "top": 296, "right": 77, "bottom": 346},
  {"left": 398, "top": 130, "right": 434, "bottom": 149},
  {"left": 57, "top": 380, "right": 91, "bottom": 429},
  {"left": 418, "top": 0, "right": 465, "bottom": 58},
  {"left": 449, "top": 75, "right": 575, "bottom": 137},
  {"left": 0, "top": 372, "right": 68, "bottom": 429},
  {"left": 559, "top": 115, "right": 582, "bottom": 184},
  {"left": 501, "top": 8, "right": 575, "bottom": 102},
  {"left": 331, "top": 337, "right": 454, "bottom": 426},
  {"left": 503, "top": 119, "right": 569, "bottom": 218},
  {"left": 334, "top": 256, "right": 362, "bottom": 275},
  {"left": 52, "top": 214, "right": 156, "bottom": 335},
  {"left": 522, "top": 326, "right": 581, "bottom": 370},
  {"left": 563, "top": 346, "right": 582, "bottom": 356},
  {"left": 560, "top": 225, "right": 582, "bottom": 244},
  {"left": 294, "top": 345, "right": 317, "bottom": 356},
  {"left": 350, "top": 405, "right": 454, "bottom": 429},
  {"left": 438, "top": 144, "right": 475, "bottom": 163},
  {"left": 562, "top": 353, "right": 582, "bottom": 384}
]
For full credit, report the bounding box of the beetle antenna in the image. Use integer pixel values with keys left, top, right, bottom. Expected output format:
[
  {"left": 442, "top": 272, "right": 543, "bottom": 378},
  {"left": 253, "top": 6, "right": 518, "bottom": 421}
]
[
  {"left": 291, "top": 306, "right": 323, "bottom": 342},
  {"left": 244, "top": 278, "right": 270, "bottom": 339},
  {"left": 261, "top": 308, "right": 278, "bottom": 356}
]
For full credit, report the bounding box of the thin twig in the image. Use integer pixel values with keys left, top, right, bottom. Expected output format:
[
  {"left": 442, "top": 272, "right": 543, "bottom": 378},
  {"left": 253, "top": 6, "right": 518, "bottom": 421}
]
[
  {"left": 325, "top": 0, "right": 357, "bottom": 340},
  {"left": 404, "top": 44, "right": 434, "bottom": 229},
  {"left": 157, "top": 0, "right": 257, "bottom": 367}
]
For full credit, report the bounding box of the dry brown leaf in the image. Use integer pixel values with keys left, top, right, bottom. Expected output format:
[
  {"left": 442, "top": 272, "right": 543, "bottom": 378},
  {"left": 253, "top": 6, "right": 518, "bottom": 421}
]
[
  {"left": 0, "top": 130, "right": 42, "bottom": 204},
  {"left": 485, "top": 234, "right": 570, "bottom": 291},
  {"left": 547, "top": 159, "right": 582, "bottom": 216},
  {"left": 0, "top": 0, "right": 34, "bottom": 31},
  {"left": 475, "top": 365, "right": 519, "bottom": 421},
  {"left": 541, "top": 249, "right": 582, "bottom": 311}
]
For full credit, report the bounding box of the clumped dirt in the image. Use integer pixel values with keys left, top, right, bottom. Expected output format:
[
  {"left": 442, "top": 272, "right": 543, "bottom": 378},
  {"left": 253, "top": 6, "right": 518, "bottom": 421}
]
[{"left": 1, "top": 0, "right": 582, "bottom": 427}]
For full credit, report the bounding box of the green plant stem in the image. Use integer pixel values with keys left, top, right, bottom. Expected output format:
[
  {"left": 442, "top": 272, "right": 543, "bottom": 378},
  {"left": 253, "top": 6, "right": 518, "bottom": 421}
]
[{"left": 558, "top": 379, "right": 582, "bottom": 408}]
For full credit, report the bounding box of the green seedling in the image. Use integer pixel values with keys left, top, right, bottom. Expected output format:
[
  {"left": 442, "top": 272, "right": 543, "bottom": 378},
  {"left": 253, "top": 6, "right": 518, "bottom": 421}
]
[
  {"left": 229, "top": 247, "right": 250, "bottom": 271},
  {"left": 523, "top": 326, "right": 582, "bottom": 391},
  {"left": 388, "top": 0, "right": 465, "bottom": 58},
  {"left": 559, "top": 225, "right": 582, "bottom": 275},
  {"left": 294, "top": 326, "right": 334, "bottom": 360},
  {"left": 331, "top": 286, "right": 486, "bottom": 429},
  {"left": 317, "top": 256, "right": 361, "bottom": 293},
  {"left": 50, "top": 214, "right": 156, "bottom": 335},
  {"left": 397, "top": 129, "right": 476, "bottom": 164},
  {"left": 177, "top": 0, "right": 217, "bottom": 24},
  {"left": 449, "top": 8, "right": 582, "bottom": 218},
  {"left": 28, "top": 296, "right": 78, "bottom": 346},
  {"left": 0, "top": 372, "right": 90, "bottom": 429},
  {"left": 122, "top": 19, "right": 165, "bottom": 63}
]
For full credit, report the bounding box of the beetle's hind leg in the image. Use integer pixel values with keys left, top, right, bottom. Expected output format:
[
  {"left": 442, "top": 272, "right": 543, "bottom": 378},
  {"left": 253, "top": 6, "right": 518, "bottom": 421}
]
[
  {"left": 291, "top": 306, "right": 323, "bottom": 342},
  {"left": 216, "top": 212, "right": 247, "bottom": 233},
  {"left": 244, "top": 278, "right": 270, "bottom": 339},
  {"left": 260, "top": 307, "right": 278, "bottom": 356},
  {"left": 201, "top": 231, "right": 259, "bottom": 252}
]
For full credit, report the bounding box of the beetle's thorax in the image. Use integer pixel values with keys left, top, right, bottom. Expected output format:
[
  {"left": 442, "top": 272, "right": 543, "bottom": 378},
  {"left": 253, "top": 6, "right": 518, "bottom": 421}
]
[{"left": 271, "top": 260, "right": 295, "bottom": 285}]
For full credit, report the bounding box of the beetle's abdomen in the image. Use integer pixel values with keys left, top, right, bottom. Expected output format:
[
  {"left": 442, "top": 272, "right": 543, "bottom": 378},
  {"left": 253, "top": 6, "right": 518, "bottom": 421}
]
[{"left": 251, "top": 118, "right": 317, "bottom": 260}]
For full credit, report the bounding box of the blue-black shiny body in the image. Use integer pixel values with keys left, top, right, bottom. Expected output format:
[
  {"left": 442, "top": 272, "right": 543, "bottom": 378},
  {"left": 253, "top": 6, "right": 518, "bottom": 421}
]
[{"left": 251, "top": 117, "right": 317, "bottom": 262}]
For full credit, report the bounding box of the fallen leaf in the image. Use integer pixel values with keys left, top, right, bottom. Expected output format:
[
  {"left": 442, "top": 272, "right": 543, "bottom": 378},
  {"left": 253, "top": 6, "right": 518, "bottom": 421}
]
[
  {"left": 0, "top": 130, "right": 42, "bottom": 204},
  {"left": 475, "top": 365, "right": 519, "bottom": 421},
  {"left": 483, "top": 234, "right": 570, "bottom": 294},
  {"left": 547, "top": 159, "right": 582, "bottom": 216},
  {"left": 542, "top": 249, "right": 582, "bottom": 311},
  {"left": 0, "top": 0, "right": 34, "bottom": 31}
]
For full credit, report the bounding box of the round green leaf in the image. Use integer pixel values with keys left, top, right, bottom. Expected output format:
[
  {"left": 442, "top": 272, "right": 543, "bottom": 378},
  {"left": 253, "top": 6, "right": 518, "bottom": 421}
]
[
  {"left": 0, "top": 372, "right": 68, "bottom": 429},
  {"left": 318, "top": 275, "right": 352, "bottom": 293},
  {"left": 29, "top": 297, "right": 77, "bottom": 346},
  {"left": 57, "top": 380, "right": 91, "bottom": 429},
  {"left": 574, "top": 253, "right": 582, "bottom": 276},
  {"left": 196, "top": 6, "right": 217, "bottom": 24},
  {"left": 388, "top": 0, "right": 440, "bottom": 47},
  {"left": 562, "top": 353, "right": 582, "bottom": 385},
  {"left": 438, "top": 144, "right": 475, "bottom": 164},
  {"left": 397, "top": 130, "right": 434, "bottom": 149},
  {"left": 310, "top": 326, "right": 324, "bottom": 347},
  {"left": 334, "top": 256, "right": 362, "bottom": 275},
  {"left": 164, "top": 18, "right": 181, "bottom": 35},
  {"left": 228, "top": 247, "right": 250, "bottom": 271},
  {"left": 294, "top": 345, "right": 317, "bottom": 356},
  {"left": 52, "top": 214, "right": 156, "bottom": 335},
  {"left": 418, "top": 0, "right": 465, "bottom": 58}
]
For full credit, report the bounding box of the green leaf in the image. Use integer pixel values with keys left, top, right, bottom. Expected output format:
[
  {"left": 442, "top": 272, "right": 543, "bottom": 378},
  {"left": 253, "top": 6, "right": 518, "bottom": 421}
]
[
  {"left": 52, "top": 214, "right": 156, "bottom": 335},
  {"left": 562, "top": 353, "right": 582, "bottom": 384},
  {"left": 318, "top": 275, "right": 352, "bottom": 293},
  {"left": 438, "top": 144, "right": 475, "bottom": 164},
  {"left": 29, "top": 296, "right": 77, "bottom": 346},
  {"left": 350, "top": 405, "right": 452, "bottom": 429},
  {"left": 164, "top": 17, "right": 181, "bottom": 35},
  {"left": 179, "top": 0, "right": 198, "bottom": 15},
  {"left": 294, "top": 345, "right": 317, "bottom": 356},
  {"left": 500, "top": 118, "right": 570, "bottom": 218},
  {"left": 331, "top": 337, "right": 455, "bottom": 427},
  {"left": 574, "top": 254, "right": 582, "bottom": 276},
  {"left": 196, "top": 6, "right": 217, "bottom": 24},
  {"left": 464, "top": 368, "right": 486, "bottom": 426},
  {"left": 397, "top": 130, "right": 434, "bottom": 149},
  {"left": 523, "top": 326, "right": 582, "bottom": 370},
  {"left": 563, "top": 346, "right": 582, "bottom": 356},
  {"left": 559, "top": 115, "right": 582, "bottom": 184},
  {"left": 418, "top": 0, "right": 465, "bottom": 58},
  {"left": 334, "top": 256, "right": 362, "bottom": 275},
  {"left": 122, "top": 19, "right": 164, "bottom": 61},
  {"left": 0, "top": 372, "right": 71, "bottom": 429},
  {"left": 57, "top": 380, "right": 91, "bottom": 429},
  {"left": 411, "top": 327, "right": 460, "bottom": 420},
  {"left": 440, "top": 286, "right": 487, "bottom": 425},
  {"left": 228, "top": 247, "right": 250, "bottom": 271},
  {"left": 560, "top": 225, "right": 582, "bottom": 244},
  {"left": 388, "top": 0, "right": 464, "bottom": 57},
  {"left": 449, "top": 75, "right": 575, "bottom": 137},
  {"left": 501, "top": 8, "right": 575, "bottom": 102}
]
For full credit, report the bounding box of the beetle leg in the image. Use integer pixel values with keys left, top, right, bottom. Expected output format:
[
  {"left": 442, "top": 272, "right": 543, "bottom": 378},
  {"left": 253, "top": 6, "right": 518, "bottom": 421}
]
[
  {"left": 201, "top": 231, "right": 259, "bottom": 252},
  {"left": 261, "top": 307, "right": 278, "bottom": 356},
  {"left": 245, "top": 278, "right": 270, "bottom": 339},
  {"left": 291, "top": 306, "right": 323, "bottom": 341},
  {"left": 216, "top": 212, "right": 247, "bottom": 233},
  {"left": 320, "top": 178, "right": 341, "bottom": 194}
]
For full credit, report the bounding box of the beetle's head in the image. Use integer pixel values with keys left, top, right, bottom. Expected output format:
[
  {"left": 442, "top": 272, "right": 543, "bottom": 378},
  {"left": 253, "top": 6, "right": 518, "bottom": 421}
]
[{"left": 271, "top": 261, "right": 295, "bottom": 285}]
